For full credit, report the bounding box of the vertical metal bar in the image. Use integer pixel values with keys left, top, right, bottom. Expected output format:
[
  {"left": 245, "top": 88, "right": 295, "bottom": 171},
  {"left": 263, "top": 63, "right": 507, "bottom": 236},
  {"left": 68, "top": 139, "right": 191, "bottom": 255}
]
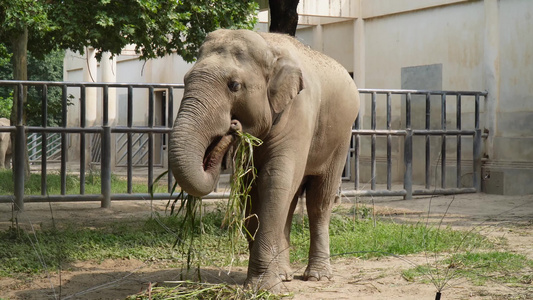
[
  {"left": 14, "top": 84, "right": 25, "bottom": 211},
  {"left": 60, "top": 85, "right": 68, "bottom": 195},
  {"left": 101, "top": 86, "right": 111, "bottom": 208},
  {"left": 127, "top": 86, "right": 133, "bottom": 194},
  {"left": 456, "top": 94, "right": 462, "bottom": 188},
  {"left": 386, "top": 92, "right": 392, "bottom": 190},
  {"left": 80, "top": 85, "right": 86, "bottom": 195},
  {"left": 403, "top": 93, "right": 412, "bottom": 199},
  {"left": 441, "top": 93, "right": 447, "bottom": 188},
  {"left": 404, "top": 129, "right": 413, "bottom": 200},
  {"left": 473, "top": 94, "right": 481, "bottom": 191},
  {"left": 371, "top": 92, "right": 376, "bottom": 190},
  {"left": 425, "top": 93, "right": 431, "bottom": 189},
  {"left": 148, "top": 87, "right": 154, "bottom": 194},
  {"left": 41, "top": 85, "right": 48, "bottom": 196},
  {"left": 406, "top": 93, "right": 412, "bottom": 129},
  {"left": 167, "top": 87, "right": 174, "bottom": 193},
  {"left": 354, "top": 116, "right": 360, "bottom": 191}
]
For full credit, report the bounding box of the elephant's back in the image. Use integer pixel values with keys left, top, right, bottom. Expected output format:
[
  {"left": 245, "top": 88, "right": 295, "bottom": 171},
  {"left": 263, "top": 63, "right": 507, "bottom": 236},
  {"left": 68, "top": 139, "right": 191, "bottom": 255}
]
[{"left": 0, "top": 118, "right": 9, "bottom": 126}]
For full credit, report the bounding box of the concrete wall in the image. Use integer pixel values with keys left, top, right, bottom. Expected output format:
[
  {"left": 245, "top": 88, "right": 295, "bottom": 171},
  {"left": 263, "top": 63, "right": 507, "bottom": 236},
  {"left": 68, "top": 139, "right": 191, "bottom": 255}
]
[{"left": 484, "top": 0, "right": 533, "bottom": 194}]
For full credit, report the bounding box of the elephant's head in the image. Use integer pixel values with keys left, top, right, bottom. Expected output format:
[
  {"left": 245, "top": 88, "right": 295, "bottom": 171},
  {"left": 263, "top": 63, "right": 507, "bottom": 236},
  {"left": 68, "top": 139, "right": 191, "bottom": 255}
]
[{"left": 169, "top": 29, "right": 304, "bottom": 197}]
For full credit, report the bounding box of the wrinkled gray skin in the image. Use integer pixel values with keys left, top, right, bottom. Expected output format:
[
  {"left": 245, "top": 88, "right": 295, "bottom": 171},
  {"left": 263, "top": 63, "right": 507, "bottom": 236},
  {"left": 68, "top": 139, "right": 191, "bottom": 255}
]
[
  {"left": 0, "top": 118, "right": 12, "bottom": 169},
  {"left": 169, "top": 29, "right": 359, "bottom": 292}
]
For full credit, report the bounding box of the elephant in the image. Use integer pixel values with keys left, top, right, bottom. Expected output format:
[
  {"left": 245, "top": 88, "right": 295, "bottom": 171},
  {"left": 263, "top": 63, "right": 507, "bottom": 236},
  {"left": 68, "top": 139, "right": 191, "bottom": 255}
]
[
  {"left": 168, "top": 29, "right": 360, "bottom": 292},
  {"left": 0, "top": 118, "right": 12, "bottom": 170}
]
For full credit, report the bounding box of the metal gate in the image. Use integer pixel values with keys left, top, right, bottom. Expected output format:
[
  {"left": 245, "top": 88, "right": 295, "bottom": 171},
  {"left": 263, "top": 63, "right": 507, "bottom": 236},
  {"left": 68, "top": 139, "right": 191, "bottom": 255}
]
[{"left": 0, "top": 81, "right": 486, "bottom": 210}]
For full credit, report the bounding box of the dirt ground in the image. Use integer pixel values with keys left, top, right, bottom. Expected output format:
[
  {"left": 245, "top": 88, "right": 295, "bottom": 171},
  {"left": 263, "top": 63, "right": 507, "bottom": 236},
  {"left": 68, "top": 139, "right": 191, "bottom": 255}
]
[{"left": 0, "top": 192, "right": 532, "bottom": 300}]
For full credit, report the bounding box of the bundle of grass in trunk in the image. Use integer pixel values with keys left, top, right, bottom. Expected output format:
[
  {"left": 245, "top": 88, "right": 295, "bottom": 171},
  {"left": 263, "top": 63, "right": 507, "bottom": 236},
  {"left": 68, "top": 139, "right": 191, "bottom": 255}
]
[{"left": 161, "top": 131, "right": 262, "bottom": 271}]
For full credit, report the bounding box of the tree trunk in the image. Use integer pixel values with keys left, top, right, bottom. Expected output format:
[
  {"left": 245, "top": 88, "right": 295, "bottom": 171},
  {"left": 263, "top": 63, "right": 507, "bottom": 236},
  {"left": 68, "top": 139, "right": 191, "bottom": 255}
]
[
  {"left": 10, "top": 27, "right": 31, "bottom": 179},
  {"left": 269, "top": 0, "right": 300, "bottom": 36}
]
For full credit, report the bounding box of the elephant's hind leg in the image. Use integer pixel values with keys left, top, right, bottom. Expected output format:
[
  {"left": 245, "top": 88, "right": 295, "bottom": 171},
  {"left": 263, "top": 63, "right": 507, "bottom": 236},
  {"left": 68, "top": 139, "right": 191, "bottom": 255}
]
[
  {"left": 0, "top": 135, "right": 8, "bottom": 170},
  {"left": 303, "top": 175, "right": 337, "bottom": 281}
]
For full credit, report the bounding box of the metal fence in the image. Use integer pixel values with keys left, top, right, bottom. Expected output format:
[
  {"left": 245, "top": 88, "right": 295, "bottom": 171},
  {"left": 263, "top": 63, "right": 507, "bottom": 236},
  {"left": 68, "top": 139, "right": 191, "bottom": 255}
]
[
  {"left": 344, "top": 89, "right": 486, "bottom": 199},
  {"left": 0, "top": 81, "right": 486, "bottom": 210}
]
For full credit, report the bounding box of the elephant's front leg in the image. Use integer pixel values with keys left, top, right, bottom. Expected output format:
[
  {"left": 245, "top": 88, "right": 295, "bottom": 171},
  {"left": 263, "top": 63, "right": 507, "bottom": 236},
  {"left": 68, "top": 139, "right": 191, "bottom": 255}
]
[{"left": 244, "top": 161, "right": 303, "bottom": 292}]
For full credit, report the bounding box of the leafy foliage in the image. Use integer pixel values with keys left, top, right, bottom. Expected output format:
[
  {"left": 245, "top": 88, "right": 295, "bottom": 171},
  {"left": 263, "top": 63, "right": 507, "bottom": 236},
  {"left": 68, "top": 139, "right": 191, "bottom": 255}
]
[
  {"left": 0, "top": 50, "right": 67, "bottom": 124},
  {"left": 1, "top": 0, "right": 258, "bottom": 63},
  {"left": 0, "top": 91, "right": 13, "bottom": 119}
]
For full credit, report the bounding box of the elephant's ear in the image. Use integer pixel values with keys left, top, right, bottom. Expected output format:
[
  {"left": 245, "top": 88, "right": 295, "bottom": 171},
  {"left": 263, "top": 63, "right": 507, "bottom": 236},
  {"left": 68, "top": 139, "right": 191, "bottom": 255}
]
[{"left": 267, "top": 57, "right": 304, "bottom": 114}]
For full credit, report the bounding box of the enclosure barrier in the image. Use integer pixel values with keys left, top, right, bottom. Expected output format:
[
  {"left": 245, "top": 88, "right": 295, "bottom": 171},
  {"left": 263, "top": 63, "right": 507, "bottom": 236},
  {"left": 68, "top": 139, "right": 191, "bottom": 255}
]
[
  {"left": 0, "top": 81, "right": 486, "bottom": 210},
  {"left": 346, "top": 89, "right": 486, "bottom": 200}
]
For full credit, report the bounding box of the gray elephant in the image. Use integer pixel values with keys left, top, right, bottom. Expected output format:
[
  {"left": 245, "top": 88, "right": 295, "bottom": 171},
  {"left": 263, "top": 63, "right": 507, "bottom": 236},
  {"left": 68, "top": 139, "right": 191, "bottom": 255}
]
[
  {"left": 168, "top": 29, "right": 360, "bottom": 291},
  {"left": 0, "top": 118, "right": 12, "bottom": 170}
]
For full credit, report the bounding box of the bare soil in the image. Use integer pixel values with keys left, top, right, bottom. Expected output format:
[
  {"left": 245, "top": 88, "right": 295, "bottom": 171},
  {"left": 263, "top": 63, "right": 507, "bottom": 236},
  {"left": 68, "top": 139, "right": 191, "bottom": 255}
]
[{"left": 1, "top": 192, "right": 532, "bottom": 300}]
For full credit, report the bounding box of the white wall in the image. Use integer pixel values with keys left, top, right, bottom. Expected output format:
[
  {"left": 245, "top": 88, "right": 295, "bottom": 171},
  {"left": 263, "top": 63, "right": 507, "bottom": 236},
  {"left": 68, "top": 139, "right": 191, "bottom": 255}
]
[{"left": 496, "top": 0, "right": 533, "bottom": 163}]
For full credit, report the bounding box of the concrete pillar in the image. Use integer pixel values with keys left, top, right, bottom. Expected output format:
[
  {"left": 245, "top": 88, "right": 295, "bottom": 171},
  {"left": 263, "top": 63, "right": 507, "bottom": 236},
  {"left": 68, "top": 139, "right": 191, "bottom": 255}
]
[
  {"left": 354, "top": 17, "right": 366, "bottom": 127},
  {"left": 353, "top": 18, "right": 365, "bottom": 89},
  {"left": 83, "top": 47, "right": 98, "bottom": 126},
  {"left": 483, "top": 0, "right": 500, "bottom": 160},
  {"left": 101, "top": 52, "right": 117, "bottom": 125},
  {"left": 313, "top": 23, "right": 323, "bottom": 52},
  {"left": 101, "top": 52, "right": 117, "bottom": 171}
]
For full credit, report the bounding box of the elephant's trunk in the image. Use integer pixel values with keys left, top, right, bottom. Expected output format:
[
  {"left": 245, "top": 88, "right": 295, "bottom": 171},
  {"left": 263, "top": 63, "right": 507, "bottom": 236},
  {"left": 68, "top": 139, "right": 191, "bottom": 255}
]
[{"left": 169, "top": 98, "right": 241, "bottom": 197}]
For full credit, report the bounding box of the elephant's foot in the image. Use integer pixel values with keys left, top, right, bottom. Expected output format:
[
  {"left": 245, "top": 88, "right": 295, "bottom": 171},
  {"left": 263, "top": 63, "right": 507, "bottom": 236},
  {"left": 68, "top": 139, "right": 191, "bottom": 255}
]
[
  {"left": 244, "top": 271, "right": 283, "bottom": 293},
  {"left": 303, "top": 259, "right": 332, "bottom": 281},
  {"left": 278, "top": 263, "right": 293, "bottom": 281}
]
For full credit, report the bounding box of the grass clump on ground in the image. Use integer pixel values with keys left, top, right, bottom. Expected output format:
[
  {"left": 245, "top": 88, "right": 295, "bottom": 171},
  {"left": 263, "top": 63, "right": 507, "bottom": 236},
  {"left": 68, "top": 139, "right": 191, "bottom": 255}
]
[{"left": 402, "top": 251, "right": 533, "bottom": 290}]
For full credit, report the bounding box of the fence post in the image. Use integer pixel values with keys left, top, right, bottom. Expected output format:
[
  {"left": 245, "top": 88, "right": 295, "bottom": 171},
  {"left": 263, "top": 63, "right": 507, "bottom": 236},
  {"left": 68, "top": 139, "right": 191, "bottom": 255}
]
[
  {"left": 14, "top": 84, "right": 25, "bottom": 211},
  {"left": 473, "top": 94, "right": 482, "bottom": 192},
  {"left": 404, "top": 129, "right": 413, "bottom": 200},
  {"left": 404, "top": 92, "right": 413, "bottom": 200},
  {"left": 101, "top": 86, "right": 111, "bottom": 208}
]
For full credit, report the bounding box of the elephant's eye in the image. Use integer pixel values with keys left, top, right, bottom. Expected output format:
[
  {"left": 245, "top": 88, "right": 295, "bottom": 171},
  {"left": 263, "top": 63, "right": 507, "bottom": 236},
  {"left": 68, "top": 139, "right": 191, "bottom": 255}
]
[{"left": 228, "top": 81, "right": 241, "bottom": 92}]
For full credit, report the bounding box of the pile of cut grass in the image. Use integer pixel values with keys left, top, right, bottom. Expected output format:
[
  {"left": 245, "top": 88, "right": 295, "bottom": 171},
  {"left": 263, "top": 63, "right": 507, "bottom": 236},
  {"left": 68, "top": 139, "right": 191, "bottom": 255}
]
[{"left": 126, "top": 281, "right": 279, "bottom": 300}]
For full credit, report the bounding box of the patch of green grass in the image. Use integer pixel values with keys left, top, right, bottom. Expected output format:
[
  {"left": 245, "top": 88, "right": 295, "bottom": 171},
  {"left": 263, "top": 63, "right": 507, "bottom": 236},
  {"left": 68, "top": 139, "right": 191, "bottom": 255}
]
[
  {"left": 446, "top": 252, "right": 533, "bottom": 285},
  {"left": 0, "top": 211, "right": 249, "bottom": 278},
  {"left": 0, "top": 209, "right": 492, "bottom": 279},
  {"left": 289, "top": 214, "right": 489, "bottom": 263},
  {"left": 402, "top": 251, "right": 533, "bottom": 287},
  {"left": 0, "top": 169, "right": 167, "bottom": 195}
]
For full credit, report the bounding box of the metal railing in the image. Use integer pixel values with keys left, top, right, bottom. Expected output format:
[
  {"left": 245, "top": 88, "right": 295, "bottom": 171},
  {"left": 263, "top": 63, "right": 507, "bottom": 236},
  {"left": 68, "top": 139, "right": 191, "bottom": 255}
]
[
  {"left": 0, "top": 80, "right": 487, "bottom": 210},
  {"left": 344, "top": 89, "right": 486, "bottom": 199},
  {"left": 0, "top": 81, "right": 181, "bottom": 210}
]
